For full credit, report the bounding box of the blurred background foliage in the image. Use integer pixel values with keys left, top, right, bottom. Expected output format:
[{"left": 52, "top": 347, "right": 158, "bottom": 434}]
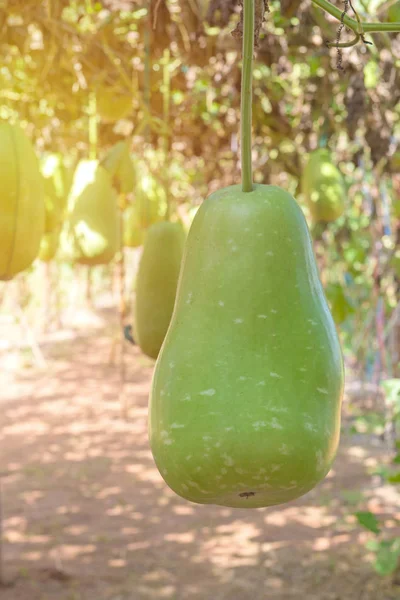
[{"left": 1, "top": 0, "right": 398, "bottom": 375}]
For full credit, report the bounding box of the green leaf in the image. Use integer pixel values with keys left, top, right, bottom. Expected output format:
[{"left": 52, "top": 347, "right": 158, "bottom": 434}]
[
  {"left": 393, "top": 454, "right": 400, "bottom": 464},
  {"left": 388, "top": 472, "right": 400, "bottom": 484},
  {"left": 366, "top": 539, "right": 380, "bottom": 552},
  {"left": 355, "top": 511, "right": 381, "bottom": 534},
  {"left": 374, "top": 540, "right": 400, "bottom": 576}
]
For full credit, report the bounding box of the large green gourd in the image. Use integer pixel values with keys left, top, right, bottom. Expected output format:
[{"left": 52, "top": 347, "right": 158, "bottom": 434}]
[
  {"left": 0, "top": 122, "right": 45, "bottom": 280},
  {"left": 134, "top": 222, "right": 186, "bottom": 359},
  {"left": 302, "top": 149, "right": 345, "bottom": 223},
  {"left": 149, "top": 184, "right": 344, "bottom": 508},
  {"left": 68, "top": 160, "right": 119, "bottom": 266}
]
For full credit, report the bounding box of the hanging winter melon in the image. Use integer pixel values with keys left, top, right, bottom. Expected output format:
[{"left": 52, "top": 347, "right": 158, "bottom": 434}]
[
  {"left": 41, "top": 153, "right": 73, "bottom": 215},
  {"left": 134, "top": 222, "right": 186, "bottom": 359},
  {"left": 302, "top": 149, "right": 346, "bottom": 223},
  {"left": 68, "top": 160, "right": 119, "bottom": 266},
  {"left": 0, "top": 122, "right": 45, "bottom": 280},
  {"left": 123, "top": 204, "right": 144, "bottom": 248},
  {"left": 96, "top": 87, "right": 132, "bottom": 123},
  {"left": 101, "top": 141, "right": 135, "bottom": 195}
]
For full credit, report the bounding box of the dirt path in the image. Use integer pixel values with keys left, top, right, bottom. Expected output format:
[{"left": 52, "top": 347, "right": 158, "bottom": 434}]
[{"left": 1, "top": 313, "right": 399, "bottom": 600}]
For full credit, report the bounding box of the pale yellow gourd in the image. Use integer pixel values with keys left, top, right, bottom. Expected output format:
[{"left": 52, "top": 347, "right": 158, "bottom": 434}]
[{"left": 0, "top": 122, "right": 45, "bottom": 280}]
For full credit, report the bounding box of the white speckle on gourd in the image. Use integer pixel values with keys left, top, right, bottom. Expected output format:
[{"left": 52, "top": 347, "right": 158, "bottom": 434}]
[
  {"left": 163, "top": 438, "right": 173, "bottom": 446},
  {"left": 252, "top": 421, "right": 267, "bottom": 430},
  {"left": 188, "top": 481, "right": 208, "bottom": 493},
  {"left": 169, "top": 361, "right": 175, "bottom": 369},
  {"left": 317, "top": 387, "right": 329, "bottom": 395},
  {"left": 214, "top": 442, "right": 221, "bottom": 448},
  {"left": 196, "top": 466, "right": 202, "bottom": 472},
  {"left": 235, "top": 468, "right": 246, "bottom": 475},
  {"left": 299, "top": 368, "right": 307, "bottom": 372},
  {"left": 221, "top": 468, "right": 227, "bottom": 475},
  {"left": 257, "top": 381, "right": 266, "bottom": 386},
  {"left": 218, "top": 301, "right": 225, "bottom": 307},
  {"left": 271, "top": 418, "right": 283, "bottom": 430},
  {"left": 222, "top": 454, "right": 234, "bottom": 466},
  {"left": 199, "top": 389, "right": 216, "bottom": 397},
  {"left": 271, "top": 406, "right": 289, "bottom": 414},
  {"left": 265, "top": 251, "right": 274, "bottom": 256},
  {"left": 279, "top": 443, "right": 289, "bottom": 455},
  {"left": 315, "top": 450, "right": 324, "bottom": 469},
  {"left": 271, "top": 464, "right": 281, "bottom": 472},
  {"left": 258, "top": 314, "right": 268, "bottom": 319},
  {"left": 306, "top": 346, "right": 313, "bottom": 350},
  {"left": 304, "top": 421, "right": 318, "bottom": 433},
  {"left": 171, "top": 423, "right": 185, "bottom": 429},
  {"left": 181, "top": 483, "right": 189, "bottom": 491},
  {"left": 234, "top": 318, "right": 244, "bottom": 324},
  {"left": 280, "top": 483, "right": 297, "bottom": 490},
  {"left": 225, "top": 426, "right": 234, "bottom": 431},
  {"left": 186, "top": 292, "right": 193, "bottom": 304},
  {"left": 238, "top": 376, "right": 247, "bottom": 381},
  {"left": 270, "top": 372, "right": 282, "bottom": 379},
  {"left": 308, "top": 319, "right": 318, "bottom": 326},
  {"left": 160, "top": 389, "right": 166, "bottom": 397},
  {"left": 185, "top": 455, "right": 192, "bottom": 461},
  {"left": 202, "top": 435, "right": 212, "bottom": 441},
  {"left": 181, "top": 394, "right": 192, "bottom": 402},
  {"left": 219, "top": 484, "right": 227, "bottom": 489}
]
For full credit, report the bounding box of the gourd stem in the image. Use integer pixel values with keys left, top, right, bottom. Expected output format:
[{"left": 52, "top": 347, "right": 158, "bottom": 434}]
[
  {"left": 311, "top": 0, "right": 400, "bottom": 33},
  {"left": 241, "top": 0, "right": 254, "bottom": 193}
]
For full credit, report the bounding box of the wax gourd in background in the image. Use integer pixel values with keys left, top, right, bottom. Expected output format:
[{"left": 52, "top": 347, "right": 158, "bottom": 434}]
[
  {"left": 0, "top": 122, "right": 45, "bottom": 280},
  {"left": 302, "top": 149, "right": 345, "bottom": 223},
  {"left": 134, "top": 221, "right": 186, "bottom": 359}
]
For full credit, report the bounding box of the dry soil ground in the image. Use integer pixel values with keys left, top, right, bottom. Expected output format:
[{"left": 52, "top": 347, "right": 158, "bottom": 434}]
[{"left": 1, "top": 307, "right": 400, "bottom": 600}]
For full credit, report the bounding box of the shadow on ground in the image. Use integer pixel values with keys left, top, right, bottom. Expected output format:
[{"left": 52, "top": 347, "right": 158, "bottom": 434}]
[{"left": 1, "top": 315, "right": 399, "bottom": 600}]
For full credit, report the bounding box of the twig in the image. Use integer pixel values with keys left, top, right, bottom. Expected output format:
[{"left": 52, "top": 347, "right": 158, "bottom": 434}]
[{"left": 153, "top": 0, "right": 163, "bottom": 29}]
